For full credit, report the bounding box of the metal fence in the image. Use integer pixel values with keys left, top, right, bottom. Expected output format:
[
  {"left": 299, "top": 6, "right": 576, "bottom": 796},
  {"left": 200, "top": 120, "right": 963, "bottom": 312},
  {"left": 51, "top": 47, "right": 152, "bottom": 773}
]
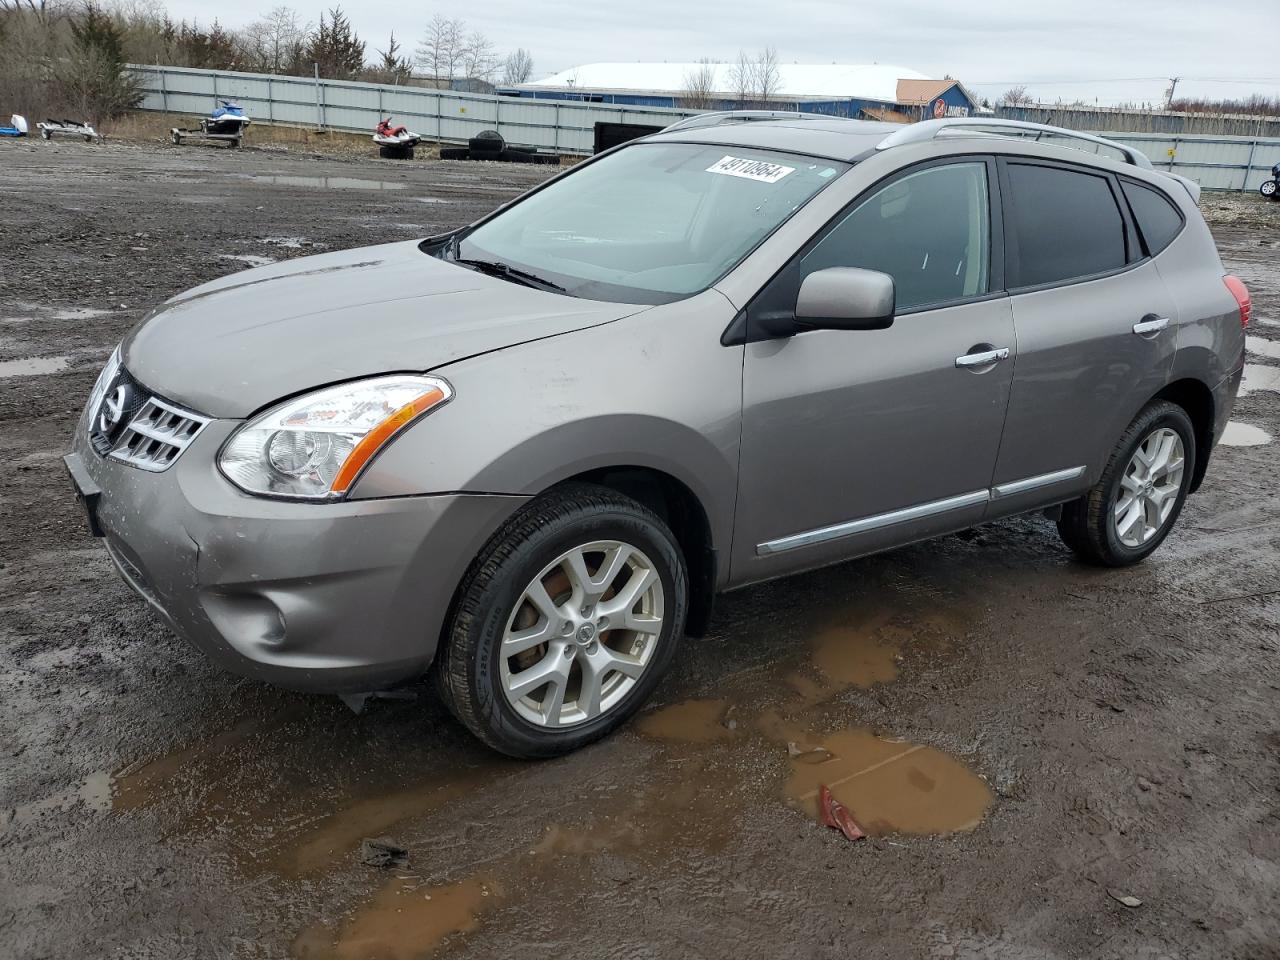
[
  {"left": 1080, "top": 132, "right": 1279, "bottom": 192},
  {"left": 130, "top": 65, "right": 1280, "bottom": 190},
  {"left": 130, "top": 65, "right": 698, "bottom": 156}
]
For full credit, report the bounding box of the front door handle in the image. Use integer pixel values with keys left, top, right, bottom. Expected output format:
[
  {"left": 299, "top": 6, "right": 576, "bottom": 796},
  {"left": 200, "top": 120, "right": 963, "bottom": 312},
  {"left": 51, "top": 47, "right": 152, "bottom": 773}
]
[
  {"left": 955, "top": 347, "right": 1010, "bottom": 369},
  {"left": 1132, "top": 315, "right": 1170, "bottom": 336}
]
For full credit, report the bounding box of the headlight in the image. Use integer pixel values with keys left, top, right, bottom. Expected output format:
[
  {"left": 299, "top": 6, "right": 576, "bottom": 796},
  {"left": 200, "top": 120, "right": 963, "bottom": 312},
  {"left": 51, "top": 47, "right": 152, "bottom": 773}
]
[
  {"left": 218, "top": 375, "right": 452, "bottom": 500},
  {"left": 86, "top": 345, "right": 122, "bottom": 423}
]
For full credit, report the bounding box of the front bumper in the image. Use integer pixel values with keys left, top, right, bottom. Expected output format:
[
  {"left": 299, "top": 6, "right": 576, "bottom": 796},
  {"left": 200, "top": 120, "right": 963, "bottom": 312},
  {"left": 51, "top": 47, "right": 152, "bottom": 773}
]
[{"left": 69, "top": 419, "right": 526, "bottom": 693}]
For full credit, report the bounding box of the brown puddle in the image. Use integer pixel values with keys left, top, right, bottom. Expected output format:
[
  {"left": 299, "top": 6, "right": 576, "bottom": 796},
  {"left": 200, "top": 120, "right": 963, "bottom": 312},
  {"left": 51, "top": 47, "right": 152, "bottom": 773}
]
[
  {"left": 784, "top": 729, "right": 992, "bottom": 836},
  {"left": 634, "top": 698, "right": 733, "bottom": 743},
  {"left": 273, "top": 775, "right": 492, "bottom": 878},
  {"left": 108, "top": 707, "right": 513, "bottom": 879},
  {"left": 293, "top": 876, "right": 501, "bottom": 960},
  {"left": 810, "top": 620, "right": 900, "bottom": 689},
  {"left": 112, "top": 714, "right": 281, "bottom": 812},
  {"left": 291, "top": 767, "right": 737, "bottom": 959}
]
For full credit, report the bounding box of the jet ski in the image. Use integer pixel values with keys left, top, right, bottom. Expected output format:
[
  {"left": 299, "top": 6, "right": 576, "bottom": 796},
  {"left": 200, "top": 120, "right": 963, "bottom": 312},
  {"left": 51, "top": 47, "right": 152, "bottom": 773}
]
[
  {"left": 373, "top": 117, "right": 421, "bottom": 159},
  {"left": 201, "top": 100, "right": 250, "bottom": 137},
  {"left": 0, "top": 114, "right": 28, "bottom": 137}
]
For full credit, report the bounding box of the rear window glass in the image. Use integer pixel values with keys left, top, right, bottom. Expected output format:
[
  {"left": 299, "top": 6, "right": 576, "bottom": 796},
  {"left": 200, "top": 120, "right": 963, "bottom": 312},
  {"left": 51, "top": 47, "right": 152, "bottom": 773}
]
[
  {"left": 1121, "top": 180, "right": 1184, "bottom": 256},
  {"left": 1006, "top": 163, "right": 1127, "bottom": 287}
]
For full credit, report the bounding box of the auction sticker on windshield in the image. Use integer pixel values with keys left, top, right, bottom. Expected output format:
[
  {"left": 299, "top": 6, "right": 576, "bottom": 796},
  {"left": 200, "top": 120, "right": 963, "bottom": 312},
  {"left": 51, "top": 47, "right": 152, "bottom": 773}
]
[{"left": 706, "top": 155, "right": 796, "bottom": 183}]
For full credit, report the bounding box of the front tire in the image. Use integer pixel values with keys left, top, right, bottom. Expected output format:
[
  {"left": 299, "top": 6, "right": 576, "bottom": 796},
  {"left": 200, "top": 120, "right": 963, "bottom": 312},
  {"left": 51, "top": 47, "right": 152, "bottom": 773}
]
[
  {"left": 436, "top": 483, "right": 688, "bottom": 758},
  {"left": 1057, "top": 400, "right": 1195, "bottom": 566},
  {"left": 1261, "top": 180, "right": 1277, "bottom": 199}
]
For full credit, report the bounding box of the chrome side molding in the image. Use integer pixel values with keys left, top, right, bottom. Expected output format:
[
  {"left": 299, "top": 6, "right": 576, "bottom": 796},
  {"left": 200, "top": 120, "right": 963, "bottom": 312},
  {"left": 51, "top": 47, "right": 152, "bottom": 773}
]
[
  {"left": 757, "top": 489, "right": 989, "bottom": 555},
  {"left": 756, "top": 465, "right": 1087, "bottom": 556},
  {"left": 990, "top": 465, "right": 1086, "bottom": 499}
]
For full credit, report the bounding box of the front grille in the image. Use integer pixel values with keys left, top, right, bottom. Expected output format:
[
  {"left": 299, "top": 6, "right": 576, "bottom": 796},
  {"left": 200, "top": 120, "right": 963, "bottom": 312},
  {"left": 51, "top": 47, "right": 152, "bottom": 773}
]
[
  {"left": 109, "top": 395, "right": 209, "bottom": 472},
  {"left": 87, "top": 361, "right": 210, "bottom": 472}
]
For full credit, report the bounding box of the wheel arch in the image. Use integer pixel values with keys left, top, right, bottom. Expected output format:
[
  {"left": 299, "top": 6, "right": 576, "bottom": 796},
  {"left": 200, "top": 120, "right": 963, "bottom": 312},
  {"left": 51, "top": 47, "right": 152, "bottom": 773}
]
[
  {"left": 548, "top": 465, "right": 719, "bottom": 637},
  {"left": 1152, "top": 377, "right": 1215, "bottom": 493}
]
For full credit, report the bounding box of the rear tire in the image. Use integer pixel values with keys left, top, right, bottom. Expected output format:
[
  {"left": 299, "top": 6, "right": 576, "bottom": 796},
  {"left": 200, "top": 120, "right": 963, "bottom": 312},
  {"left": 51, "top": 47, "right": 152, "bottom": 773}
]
[
  {"left": 467, "top": 130, "right": 505, "bottom": 156},
  {"left": 1261, "top": 180, "right": 1278, "bottom": 200},
  {"left": 436, "top": 483, "right": 688, "bottom": 758},
  {"left": 1057, "top": 400, "right": 1195, "bottom": 566}
]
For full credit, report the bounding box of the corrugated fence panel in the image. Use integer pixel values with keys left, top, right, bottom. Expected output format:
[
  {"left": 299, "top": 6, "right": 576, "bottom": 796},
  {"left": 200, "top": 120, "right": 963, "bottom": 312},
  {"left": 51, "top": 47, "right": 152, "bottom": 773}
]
[
  {"left": 129, "top": 66, "right": 1280, "bottom": 187},
  {"left": 129, "top": 64, "right": 695, "bottom": 156},
  {"left": 1102, "top": 133, "right": 1280, "bottom": 191}
]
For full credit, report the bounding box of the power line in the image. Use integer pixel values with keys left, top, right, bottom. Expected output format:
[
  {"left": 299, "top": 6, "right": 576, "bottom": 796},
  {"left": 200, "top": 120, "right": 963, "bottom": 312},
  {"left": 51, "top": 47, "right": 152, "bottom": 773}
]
[{"left": 967, "top": 75, "right": 1280, "bottom": 86}]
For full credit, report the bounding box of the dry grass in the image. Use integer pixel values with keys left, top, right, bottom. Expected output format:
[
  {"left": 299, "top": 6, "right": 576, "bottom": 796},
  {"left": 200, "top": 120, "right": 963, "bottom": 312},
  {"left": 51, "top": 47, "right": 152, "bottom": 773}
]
[{"left": 102, "top": 111, "right": 419, "bottom": 158}]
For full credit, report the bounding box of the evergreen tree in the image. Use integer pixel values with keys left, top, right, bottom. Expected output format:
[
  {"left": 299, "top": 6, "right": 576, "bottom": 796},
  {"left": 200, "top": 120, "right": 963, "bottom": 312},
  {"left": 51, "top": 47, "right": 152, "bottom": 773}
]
[
  {"left": 305, "top": 7, "right": 364, "bottom": 80},
  {"left": 64, "top": 3, "right": 143, "bottom": 123}
]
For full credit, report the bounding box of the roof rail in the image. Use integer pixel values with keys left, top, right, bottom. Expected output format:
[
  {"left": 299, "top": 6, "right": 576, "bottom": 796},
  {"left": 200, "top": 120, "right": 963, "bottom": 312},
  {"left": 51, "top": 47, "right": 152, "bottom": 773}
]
[
  {"left": 661, "top": 110, "right": 840, "bottom": 133},
  {"left": 875, "top": 118, "right": 1153, "bottom": 169}
]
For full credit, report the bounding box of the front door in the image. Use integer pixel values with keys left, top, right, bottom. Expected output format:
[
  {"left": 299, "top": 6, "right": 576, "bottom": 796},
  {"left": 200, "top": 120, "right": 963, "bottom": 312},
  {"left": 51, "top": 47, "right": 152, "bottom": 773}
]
[{"left": 732, "top": 158, "right": 1015, "bottom": 584}]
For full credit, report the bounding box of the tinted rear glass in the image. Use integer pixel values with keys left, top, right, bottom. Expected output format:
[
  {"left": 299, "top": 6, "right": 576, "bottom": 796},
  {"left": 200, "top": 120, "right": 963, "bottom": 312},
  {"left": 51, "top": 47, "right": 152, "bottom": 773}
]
[
  {"left": 1007, "top": 163, "right": 1127, "bottom": 287},
  {"left": 1122, "top": 180, "right": 1184, "bottom": 256}
]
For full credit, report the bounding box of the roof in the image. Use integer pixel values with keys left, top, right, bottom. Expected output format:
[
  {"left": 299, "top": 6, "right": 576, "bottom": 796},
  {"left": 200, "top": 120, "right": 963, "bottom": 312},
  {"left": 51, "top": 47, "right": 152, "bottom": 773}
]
[
  {"left": 647, "top": 117, "right": 903, "bottom": 161},
  {"left": 895, "top": 79, "right": 957, "bottom": 105},
  {"left": 645, "top": 114, "right": 1161, "bottom": 173},
  {"left": 517, "top": 62, "right": 932, "bottom": 102}
]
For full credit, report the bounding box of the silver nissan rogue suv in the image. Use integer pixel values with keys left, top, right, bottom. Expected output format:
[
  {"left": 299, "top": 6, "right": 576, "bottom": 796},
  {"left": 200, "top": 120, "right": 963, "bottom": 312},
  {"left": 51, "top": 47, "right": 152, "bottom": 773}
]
[{"left": 66, "top": 116, "right": 1249, "bottom": 757}]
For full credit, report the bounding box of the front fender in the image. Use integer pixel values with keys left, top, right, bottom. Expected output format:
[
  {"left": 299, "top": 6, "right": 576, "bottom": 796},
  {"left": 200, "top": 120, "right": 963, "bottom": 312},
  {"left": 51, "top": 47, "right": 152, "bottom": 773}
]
[{"left": 352, "top": 291, "right": 744, "bottom": 558}]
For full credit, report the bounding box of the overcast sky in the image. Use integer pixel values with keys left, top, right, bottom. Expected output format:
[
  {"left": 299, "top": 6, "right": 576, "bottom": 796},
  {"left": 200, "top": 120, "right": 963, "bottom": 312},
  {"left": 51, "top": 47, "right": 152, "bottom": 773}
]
[{"left": 162, "top": 0, "right": 1280, "bottom": 105}]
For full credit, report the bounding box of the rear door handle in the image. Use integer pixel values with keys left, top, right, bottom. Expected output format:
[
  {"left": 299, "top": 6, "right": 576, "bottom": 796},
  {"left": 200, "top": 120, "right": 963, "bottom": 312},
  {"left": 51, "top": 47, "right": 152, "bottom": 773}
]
[
  {"left": 955, "top": 347, "right": 1010, "bottom": 368},
  {"left": 1132, "top": 315, "right": 1170, "bottom": 336}
]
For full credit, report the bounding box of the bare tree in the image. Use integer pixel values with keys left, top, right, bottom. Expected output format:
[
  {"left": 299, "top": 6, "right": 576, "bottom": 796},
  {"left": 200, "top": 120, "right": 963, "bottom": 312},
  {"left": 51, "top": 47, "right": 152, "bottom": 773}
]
[
  {"left": 679, "top": 57, "right": 717, "bottom": 109},
  {"left": 1000, "top": 85, "right": 1032, "bottom": 108},
  {"left": 501, "top": 46, "right": 533, "bottom": 85},
  {"left": 727, "top": 48, "right": 784, "bottom": 107},
  {"left": 239, "top": 5, "right": 309, "bottom": 74},
  {"left": 755, "top": 46, "right": 782, "bottom": 104},
  {"left": 415, "top": 13, "right": 465, "bottom": 84},
  {"left": 460, "top": 29, "right": 495, "bottom": 82},
  {"left": 727, "top": 49, "right": 755, "bottom": 106}
]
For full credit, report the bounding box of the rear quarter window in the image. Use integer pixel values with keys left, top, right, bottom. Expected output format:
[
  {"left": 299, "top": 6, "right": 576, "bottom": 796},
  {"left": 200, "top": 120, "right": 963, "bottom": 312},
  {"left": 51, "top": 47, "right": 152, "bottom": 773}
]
[
  {"left": 1121, "top": 180, "right": 1185, "bottom": 256},
  {"left": 1005, "top": 162, "right": 1128, "bottom": 288}
]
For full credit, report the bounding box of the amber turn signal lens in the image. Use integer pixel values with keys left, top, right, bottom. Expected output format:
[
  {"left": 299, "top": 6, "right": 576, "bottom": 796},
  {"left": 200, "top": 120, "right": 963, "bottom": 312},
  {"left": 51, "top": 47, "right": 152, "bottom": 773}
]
[{"left": 331, "top": 385, "right": 448, "bottom": 493}]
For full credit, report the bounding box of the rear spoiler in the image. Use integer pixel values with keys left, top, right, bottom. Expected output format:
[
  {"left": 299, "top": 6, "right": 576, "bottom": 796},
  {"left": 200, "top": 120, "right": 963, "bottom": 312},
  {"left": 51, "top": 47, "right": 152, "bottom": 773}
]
[{"left": 1159, "top": 170, "right": 1201, "bottom": 204}]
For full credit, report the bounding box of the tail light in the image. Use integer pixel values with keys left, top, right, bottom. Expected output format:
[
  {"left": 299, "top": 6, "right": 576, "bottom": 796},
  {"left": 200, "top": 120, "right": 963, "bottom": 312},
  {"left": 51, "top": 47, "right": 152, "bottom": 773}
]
[{"left": 1224, "top": 275, "right": 1250, "bottom": 328}]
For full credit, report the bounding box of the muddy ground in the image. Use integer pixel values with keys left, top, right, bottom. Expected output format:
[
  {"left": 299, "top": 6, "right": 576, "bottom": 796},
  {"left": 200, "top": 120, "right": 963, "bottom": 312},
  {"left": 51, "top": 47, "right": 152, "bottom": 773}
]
[{"left": 1, "top": 138, "right": 1278, "bottom": 960}]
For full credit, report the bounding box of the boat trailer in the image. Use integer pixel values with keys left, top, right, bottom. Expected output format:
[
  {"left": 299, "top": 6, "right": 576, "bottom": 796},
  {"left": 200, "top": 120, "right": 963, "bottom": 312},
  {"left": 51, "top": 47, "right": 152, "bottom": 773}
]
[
  {"left": 36, "top": 119, "right": 100, "bottom": 141},
  {"left": 169, "top": 125, "right": 244, "bottom": 148}
]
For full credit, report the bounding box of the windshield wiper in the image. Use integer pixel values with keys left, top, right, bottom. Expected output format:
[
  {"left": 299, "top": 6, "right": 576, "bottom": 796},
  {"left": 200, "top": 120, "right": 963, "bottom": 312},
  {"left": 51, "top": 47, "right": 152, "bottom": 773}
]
[{"left": 454, "top": 257, "right": 566, "bottom": 294}]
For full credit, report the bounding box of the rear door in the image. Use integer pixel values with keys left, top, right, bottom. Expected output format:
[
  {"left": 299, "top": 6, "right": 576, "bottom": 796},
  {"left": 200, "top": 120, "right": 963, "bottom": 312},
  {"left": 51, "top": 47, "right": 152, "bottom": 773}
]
[{"left": 988, "top": 158, "right": 1178, "bottom": 514}]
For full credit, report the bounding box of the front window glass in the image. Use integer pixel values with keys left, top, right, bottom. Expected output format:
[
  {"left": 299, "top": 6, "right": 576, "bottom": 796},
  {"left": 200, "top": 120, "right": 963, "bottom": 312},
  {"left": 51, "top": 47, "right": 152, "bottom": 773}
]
[
  {"left": 457, "top": 143, "right": 846, "bottom": 304},
  {"left": 801, "top": 162, "right": 991, "bottom": 311}
]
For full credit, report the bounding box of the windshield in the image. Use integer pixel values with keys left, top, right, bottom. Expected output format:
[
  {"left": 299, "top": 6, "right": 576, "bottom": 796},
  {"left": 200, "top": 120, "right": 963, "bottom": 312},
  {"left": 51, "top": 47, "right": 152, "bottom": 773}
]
[{"left": 455, "top": 142, "right": 847, "bottom": 304}]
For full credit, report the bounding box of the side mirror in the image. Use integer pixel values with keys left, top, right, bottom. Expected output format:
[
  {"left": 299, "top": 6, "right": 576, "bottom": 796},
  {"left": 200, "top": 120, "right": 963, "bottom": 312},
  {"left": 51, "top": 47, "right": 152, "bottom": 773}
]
[{"left": 795, "top": 267, "right": 895, "bottom": 331}]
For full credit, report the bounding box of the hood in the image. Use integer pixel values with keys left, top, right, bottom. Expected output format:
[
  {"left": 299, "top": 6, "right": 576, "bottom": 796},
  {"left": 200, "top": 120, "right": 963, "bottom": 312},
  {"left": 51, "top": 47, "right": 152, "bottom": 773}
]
[{"left": 123, "top": 240, "right": 643, "bottom": 418}]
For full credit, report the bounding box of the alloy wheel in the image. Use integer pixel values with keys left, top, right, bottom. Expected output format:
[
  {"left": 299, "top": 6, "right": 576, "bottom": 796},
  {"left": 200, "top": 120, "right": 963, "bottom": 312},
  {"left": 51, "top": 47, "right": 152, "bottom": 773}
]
[
  {"left": 1113, "top": 427, "right": 1185, "bottom": 548},
  {"left": 499, "top": 540, "right": 664, "bottom": 728}
]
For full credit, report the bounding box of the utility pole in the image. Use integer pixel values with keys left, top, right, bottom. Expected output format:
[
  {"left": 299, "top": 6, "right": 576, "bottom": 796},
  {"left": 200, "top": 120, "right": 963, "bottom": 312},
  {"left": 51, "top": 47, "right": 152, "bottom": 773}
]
[{"left": 1165, "top": 76, "right": 1180, "bottom": 110}]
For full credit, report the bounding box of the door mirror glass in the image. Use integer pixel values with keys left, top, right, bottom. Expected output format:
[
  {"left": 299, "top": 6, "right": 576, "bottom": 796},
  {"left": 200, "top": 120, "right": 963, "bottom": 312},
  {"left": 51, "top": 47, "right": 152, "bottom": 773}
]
[{"left": 794, "top": 267, "right": 895, "bottom": 331}]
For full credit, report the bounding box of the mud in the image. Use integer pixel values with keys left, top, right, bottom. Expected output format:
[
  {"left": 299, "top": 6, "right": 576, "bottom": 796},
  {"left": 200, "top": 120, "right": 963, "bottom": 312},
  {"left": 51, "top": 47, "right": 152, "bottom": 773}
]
[{"left": 2, "top": 142, "right": 1279, "bottom": 960}]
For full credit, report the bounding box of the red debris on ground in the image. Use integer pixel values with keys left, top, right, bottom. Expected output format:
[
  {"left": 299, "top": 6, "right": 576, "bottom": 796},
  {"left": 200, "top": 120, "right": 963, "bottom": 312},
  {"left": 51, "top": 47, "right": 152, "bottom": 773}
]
[{"left": 818, "top": 785, "right": 867, "bottom": 842}]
